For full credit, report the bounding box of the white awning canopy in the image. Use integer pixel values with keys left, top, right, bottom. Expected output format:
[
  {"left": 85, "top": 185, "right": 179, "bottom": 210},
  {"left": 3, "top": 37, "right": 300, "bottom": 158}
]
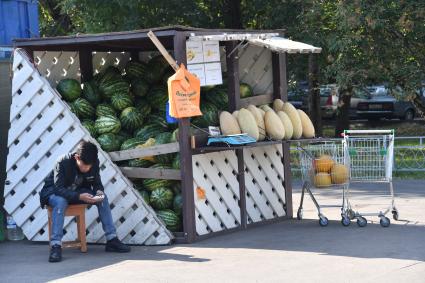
[
  {"left": 249, "top": 37, "right": 322, "bottom": 54},
  {"left": 187, "top": 32, "right": 279, "bottom": 42}
]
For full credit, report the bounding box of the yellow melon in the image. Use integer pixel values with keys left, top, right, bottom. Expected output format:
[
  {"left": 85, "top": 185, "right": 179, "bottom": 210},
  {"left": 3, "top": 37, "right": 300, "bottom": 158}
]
[
  {"left": 265, "top": 110, "right": 285, "bottom": 140},
  {"left": 282, "top": 102, "right": 302, "bottom": 139},
  {"left": 273, "top": 99, "right": 285, "bottom": 112},
  {"left": 219, "top": 111, "right": 241, "bottom": 135},
  {"left": 315, "top": 155, "right": 335, "bottom": 172},
  {"left": 314, "top": 173, "right": 332, "bottom": 187},
  {"left": 277, "top": 111, "right": 293, "bottom": 140},
  {"left": 258, "top": 108, "right": 266, "bottom": 118},
  {"left": 331, "top": 163, "right": 349, "bottom": 184},
  {"left": 237, "top": 108, "right": 260, "bottom": 141},
  {"left": 232, "top": 110, "right": 239, "bottom": 119},
  {"left": 298, "top": 109, "right": 315, "bottom": 138},
  {"left": 247, "top": 105, "right": 266, "bottom": 141},
  {"left": 260, "top": 105, "right": 273, "bottom": 112}
]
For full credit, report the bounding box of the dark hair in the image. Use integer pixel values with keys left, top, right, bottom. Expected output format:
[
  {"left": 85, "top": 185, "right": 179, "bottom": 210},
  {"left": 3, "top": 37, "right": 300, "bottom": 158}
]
[{"left": 76, "top": 141, "right": 98, "bottom": 165}]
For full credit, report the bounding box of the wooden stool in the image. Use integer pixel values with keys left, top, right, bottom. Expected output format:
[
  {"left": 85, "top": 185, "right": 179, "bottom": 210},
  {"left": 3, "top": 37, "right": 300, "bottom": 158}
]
[{"left": 48, "top": 204, "right": 88, "bottom": 253}]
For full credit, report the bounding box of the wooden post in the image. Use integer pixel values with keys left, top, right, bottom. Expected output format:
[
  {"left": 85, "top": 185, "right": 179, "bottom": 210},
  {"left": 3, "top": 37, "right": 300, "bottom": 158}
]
[
  {"left": 226, "top": 41, "right": 240, "bottom": 112},
  {"left": 79, "top": 49, "right": 93, "bottom": 82},
  {"left": 236, "top": 149, "right": 247, "bottom": 228},
  {"left": 308, "top": 53, "right": 322, "bottom": 136},
  {"left": 174, "top": 32, "right": 196, "bottom": 243},
  {"left": 272, "top": 51, "right": 293, "bottom": 218}
]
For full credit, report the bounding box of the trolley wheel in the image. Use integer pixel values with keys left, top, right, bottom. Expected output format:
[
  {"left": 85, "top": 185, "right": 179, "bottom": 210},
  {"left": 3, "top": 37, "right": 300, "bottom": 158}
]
[
  {"left": 347, "top": 209, "right": 356, "bottom": 220},
  {"left": 297, "top": 209, "right": 303, "bottom": 220},
  {"left": 380, "top": 216, "right": 390, "bottom": 227},
  {"left": 341, "top": 216, "right": 351, "bottom": 227},
  {"left": 392, "top": 209, "right": 399, "bottom": 221},
  {"left": 357, "top": 217, "right": 367, "bottom": 227},
  {"left": 319, "top": 216, "right": 329, "bottom": 227}
]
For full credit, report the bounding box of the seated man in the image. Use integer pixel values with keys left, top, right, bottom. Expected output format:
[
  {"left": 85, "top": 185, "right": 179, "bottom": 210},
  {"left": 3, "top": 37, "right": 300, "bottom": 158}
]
[{"left": 39, "top": 140, "right": 130, "bottom": 262}]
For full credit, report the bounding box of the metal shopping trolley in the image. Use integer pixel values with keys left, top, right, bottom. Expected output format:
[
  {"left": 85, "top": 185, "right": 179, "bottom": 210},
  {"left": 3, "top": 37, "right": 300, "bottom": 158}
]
[
  {"left": 296, "top": 139, "right": 351, "bottom": 226},
  {"left": 343, "top": 130, "right": 398, "bottom": 227}
]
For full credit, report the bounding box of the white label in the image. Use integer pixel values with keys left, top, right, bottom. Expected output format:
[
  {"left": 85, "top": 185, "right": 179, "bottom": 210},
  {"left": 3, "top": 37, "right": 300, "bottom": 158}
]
[
  {"left": 187, "top": 64, "right": 206, "bottom": 86},
  {"left": 204, "top": 62, "right": 223, "bottom": 86},
  {"left": 208, "top": 126, "right": 221, "bottom": 136},
  {"left": 186, "top": 41, "right": 204, "bottom": 64},
  {"left": 202, "top": 41, "right": 221, "bottom": 62}
]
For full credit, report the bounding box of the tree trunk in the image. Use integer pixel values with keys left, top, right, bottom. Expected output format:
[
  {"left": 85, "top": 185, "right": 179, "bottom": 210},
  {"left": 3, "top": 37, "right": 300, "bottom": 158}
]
[
  {"left": 223, "top": 0, "right": 243, "bottom": 29},
  {"left": 335, "top": 88, "right": 352, "bottom": 137},
  {"left": 308, "top": 54, "right": 322, "bottom": 136}
]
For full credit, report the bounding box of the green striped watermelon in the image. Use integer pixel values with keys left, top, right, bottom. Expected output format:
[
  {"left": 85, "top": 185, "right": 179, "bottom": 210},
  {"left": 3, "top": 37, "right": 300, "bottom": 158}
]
[
  {"left": 145, "top": 56, "right": 170, "bottom": 84},
  {"left": 120, "top": 136, "right": 148, "bottom": 150},
  {"left": 155, "top": 209, "right": 181, "bottom": 232},
  {"left": 192, "top": 103, "right": 219, "bottom": 128},
  {"left": 99, "top": 78, "right": 130, "bottom": 99},
  {"left": 172, "top": 183, "right": 181, "bottom": 195},
  {"left": 135, "top": 99, "right": 151, "bottom": 118},
  {"left": 173, "top": 194, "right": 183, "bottom": 216},
  {"left": 72, "top": 98, "right": 95, "bottom": 119},
  {"left": 96, "top": 103, "right": 116, "bottom": 117},
  {"left": 148, "top": 86, "right": 168, "bottom": 109},
  {"left": 128, "top": 158, "right": 153, "bottom": 167},
  {"left": 95, "top": 115, "right": 121, "bottom": 134},
  {"left": 204, "top": 88, "right": 228, "bottom": 110},
  {"left": 154, "top": 133, "right": 174, "bottom": 165},
  {"left": 150, "top": 187, "right": 174, "bottom": 210},
  {"left": 98, "top": 66, "right": 122, "bottom": 84},
  {"left": 111, "top": 93, "right": 134, "bottom": 111},
  {"left": 125, "top": 61, "right": 147, "bottom": 80},
  {"left": 82, "top": 120, "right": 97, "bottom": 137},
  {"left": 115, "top": 130, "right": 132, "bottom": 145},
  {"left": 172, "top": 153, "right": 180, "bottom": 169},
  {"left": 120, "top": 107, "right": 144, "bottom": 132},
  {"left": 131, "top": 80, "right": 149, "bottom": 97},
  {"left": 82, "top": 81, "right": 102, "bottom": 106},
  {"left": 57, "top": 79, "right": 81, "bottom": 102},
  {"left": 240, "top": 83, "right": 254, "bottom": 98},
  {"left": 139, "top": 190, "right": 150, "bottom": 205},
  {"left": 97, "top": 133, "right": 121, "bottom": 152},
  {"left": 135, "top": 124, "right": 163, "bottom": 141},
  {"left": 143, "top": 178, "right": 175, "bottom": 192},
  {"left": 146, "top": 114, "right": 169, "bottom": 130}
]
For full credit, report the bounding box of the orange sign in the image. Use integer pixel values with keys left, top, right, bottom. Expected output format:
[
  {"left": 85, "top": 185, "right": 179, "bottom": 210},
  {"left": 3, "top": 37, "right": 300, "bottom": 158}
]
[{"left": 167, "top": 64, "right": 202, "bottom": 118}]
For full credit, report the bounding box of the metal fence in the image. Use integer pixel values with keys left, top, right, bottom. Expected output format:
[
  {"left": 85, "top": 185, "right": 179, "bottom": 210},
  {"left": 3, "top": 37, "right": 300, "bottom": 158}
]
[{"left": 290, "top": 136, "right": 425, "bottom": 176}]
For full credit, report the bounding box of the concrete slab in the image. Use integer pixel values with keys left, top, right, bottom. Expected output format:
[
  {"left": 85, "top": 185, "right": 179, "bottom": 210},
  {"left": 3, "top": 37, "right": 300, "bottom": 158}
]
[{"left": 0, "top": 180, "right": 424, "bottom": 283}]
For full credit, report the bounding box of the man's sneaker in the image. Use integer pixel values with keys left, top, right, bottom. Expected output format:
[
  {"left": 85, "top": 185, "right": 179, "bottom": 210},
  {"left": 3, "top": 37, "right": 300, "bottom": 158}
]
[
  {"left": 105, "top": 237, "right": 131, "bottom": 253},
  {"left": 49, "top": 244, "right": 62, "bottom": 262}
]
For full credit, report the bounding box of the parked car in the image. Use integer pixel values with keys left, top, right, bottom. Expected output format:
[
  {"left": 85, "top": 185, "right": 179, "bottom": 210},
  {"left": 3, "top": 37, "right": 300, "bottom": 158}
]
[{"left": 356, "top": 86, "right": 416, "bottom": 120}]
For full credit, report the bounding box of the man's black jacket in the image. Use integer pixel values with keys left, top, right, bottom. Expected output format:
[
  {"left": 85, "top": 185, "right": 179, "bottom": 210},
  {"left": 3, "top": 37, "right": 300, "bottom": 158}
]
[{"left": 39, "top": 153, "right": 104, "bottom": 208}]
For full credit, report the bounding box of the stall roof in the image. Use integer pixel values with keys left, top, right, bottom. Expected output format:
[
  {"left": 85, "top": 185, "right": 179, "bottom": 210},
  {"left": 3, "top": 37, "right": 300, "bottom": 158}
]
[{"left": 249, "top": 37, "right": 322, "bottom": 54}]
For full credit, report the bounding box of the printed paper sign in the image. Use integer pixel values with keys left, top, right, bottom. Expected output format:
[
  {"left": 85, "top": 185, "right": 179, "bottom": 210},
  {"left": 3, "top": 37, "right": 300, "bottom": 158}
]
[
  {"left": 186, "top": 41, "right": 204, "bottom": 64},
  {"left": 187, "top": 64, "right": 206, "bottom": 86},
  {"left": 204, "top": 62, "right": 223, "bottom": 85},
  {"left": 202, "top": 41, "right": 221, "bottom": 62}
]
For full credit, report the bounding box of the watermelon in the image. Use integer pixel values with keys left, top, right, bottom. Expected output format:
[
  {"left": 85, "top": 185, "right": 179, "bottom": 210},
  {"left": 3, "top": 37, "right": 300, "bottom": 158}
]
[
  {"left": 143, "top": 178, "right": 175, "bottom": 192},
  {"left": 192, "top": 103, "right": 219, "bottom": 128},
  {"left": 135, "top": 124, "right": 163, "bottom": 141},
  {"left": 204, "top": 88, "right": 228, "bottom": 110},
  {"left": 172, "top": 153, "right": 180, "bottom": 169},
  {"left": 82, "top": 120, "right": 97, "bottom": 137},
  {"left": 148, "top": 86, "right": 168, "bottom": 109},
  {"left": 69, "top": 102, "right": 79, "bottom": 116},
  {"left": 97, "top": 133, "right": 121, "bottom": 152},
  {"left": 128, "top": 158, "right": 153, "bottom": 167},
  {"left": 240, "top": 83, "right": 254, "bottom": 98},
  {"left": 131, "top": 80, "right": 149, "bottom": 97},
  {"left": 82, "top": 81, "right": 102, "bottom": 106},
  {"left": 72, "top": 98, "right": 95, "bottom": 119},
  {"left": 111, "top": 93, "right": 134, "bottom": 111},
  {"left": 98, "top": 66, "right": 122, "bottom": 84},
  {"left": 99, "top": 78, "right": 130, "bottom": 99},
  {"left": 139, "top": 190, "right": 150, "bottom": 205},
  {"left": 135, "top": 99, "right": 152, "bottom": 118},
  {"left": 146, "top": 114, "right": 169, "bottom": 130},
  {"left": 120, "top": 107, "right": 144, "bottom": 132},
  {"left": 172, "top": 183, "right": 181, "bottom": 195},
  {"left": 115, "top": 130, "right": 132, "bottom": 145},
  {"left": 154, "top": 132, "right": 173, "bottom": 165},
  {"left": 155, "top": 209, "right": 181, "bottom": 232},
  {"left": 125, "top": 61, "right": 147, "bottom": 80},
  {"left": 95, "top": 115, "right": 121, "bottom": 134},
  {"left": 173, "top": 194, "right": 183, "bottom": 216},
  {"left": 96, "top": 103, "right": 116, "bottom": 117},
  {"left": 150, "top": 187, "right": 174, "bottom": 210},
  {"left": 120, "top": 136, "right": 148, "bottom": 150},
  {"left": 145, "top": 56, "right": 170, "bottom": 84},
  {"left": 57, "top": 79, "right": 81, "bottom": 102}
]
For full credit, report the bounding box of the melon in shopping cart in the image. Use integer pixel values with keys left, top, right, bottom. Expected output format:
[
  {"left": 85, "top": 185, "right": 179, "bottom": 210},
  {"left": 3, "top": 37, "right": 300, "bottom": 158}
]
[
  {"left": 331, "top": 163, "right": 349, "bottom": 184},
  {"left": 314, "top": 173, "right": 332, "bottom": 187},
  {"left": 314, "top": 155, "right": 335, "bottom": 172}
]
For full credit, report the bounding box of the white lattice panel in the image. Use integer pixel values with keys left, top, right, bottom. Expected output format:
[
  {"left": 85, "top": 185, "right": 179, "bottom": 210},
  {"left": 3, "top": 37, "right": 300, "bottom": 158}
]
[
  {"left": 4, "top": 49, "right": 173, "bottom": 245},
  {"left": 92, "top": 52, "right": 131, "bottom": 74},
  {"left": 34, "top": 51, "right": 81, "bottom": 87},
  {"left": 244, "top": 145, "right": 286, "bottom": 224},
  {"left": 192, "top": 151, "right": 241, "bottom": 236}
]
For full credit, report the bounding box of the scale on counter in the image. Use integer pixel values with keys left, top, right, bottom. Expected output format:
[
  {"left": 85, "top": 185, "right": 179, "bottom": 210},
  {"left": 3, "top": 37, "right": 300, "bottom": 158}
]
[{"left": 207, "top": 134, "right": 257, "bottom": 146}]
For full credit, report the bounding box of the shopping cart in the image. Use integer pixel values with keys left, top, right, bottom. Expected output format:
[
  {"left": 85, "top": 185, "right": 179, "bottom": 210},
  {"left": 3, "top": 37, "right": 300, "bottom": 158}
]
[
  {"left": 296, "top": 139, "right": 351, "bottom": 226},
  {"left": 343, "top": 130, "right": 398, "bottom": 227}
]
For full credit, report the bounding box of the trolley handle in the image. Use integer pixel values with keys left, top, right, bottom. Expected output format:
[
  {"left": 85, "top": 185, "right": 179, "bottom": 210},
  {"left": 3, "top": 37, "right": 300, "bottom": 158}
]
[{"left": 343, "top": 129, "right": 394, "bottom": 135}]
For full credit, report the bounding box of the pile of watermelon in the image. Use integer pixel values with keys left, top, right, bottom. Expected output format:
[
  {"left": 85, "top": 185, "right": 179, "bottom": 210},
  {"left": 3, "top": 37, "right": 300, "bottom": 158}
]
[{"left": 56, "top": 55, "right": 255, "bottom": 232}]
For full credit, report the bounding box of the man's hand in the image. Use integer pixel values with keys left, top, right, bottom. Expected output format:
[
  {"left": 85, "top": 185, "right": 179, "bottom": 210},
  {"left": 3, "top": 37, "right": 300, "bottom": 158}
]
[{"left": 79, "top": 193, "right": 97, "bottom": 204}]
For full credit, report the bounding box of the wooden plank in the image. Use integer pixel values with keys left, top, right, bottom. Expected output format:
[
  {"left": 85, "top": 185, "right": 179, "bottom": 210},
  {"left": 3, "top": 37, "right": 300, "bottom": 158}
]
[
  {"left": 119, "top": 167, "right": 181, "bottom": 180},
  {"left": 236, "top": 149, "right": 247, "bottom": 228},
  {"left": 79, "top": 49, "right": 93, "bottom": 82},
  {"left": 282, "top": 142, "right": 293, "bottom": 218},
  {"left": 272, "top": 52, "right": 288, "bottom": 101},
  {"left": 239, "top": 93, "right": 273, "bottom": 108},
  {"left": 225, "top": 41, "right": 240, "bottom": 112},
  {"left": 109, "top": 142, "right": 180, "bottom": 161}
]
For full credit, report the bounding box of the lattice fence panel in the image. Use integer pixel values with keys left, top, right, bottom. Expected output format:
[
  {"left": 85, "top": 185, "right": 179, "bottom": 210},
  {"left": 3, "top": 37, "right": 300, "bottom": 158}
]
[
  {"left": 4, "top": 49, "right": 173, "bottom": 245},
  {"left": 192, "top": 151, "right": 241, "bottom": 236},
  {"left": 244, "top": 144, "right": 286, "bottom": 224},
  {"left": 238, "top": 45, "right": 273, "bottom": 95},
  {"left": 34, "top": 51, "right": 80, "bottom": 87},
  {"left": 92, "top": 52, "right": 131, "bottom": 74}
]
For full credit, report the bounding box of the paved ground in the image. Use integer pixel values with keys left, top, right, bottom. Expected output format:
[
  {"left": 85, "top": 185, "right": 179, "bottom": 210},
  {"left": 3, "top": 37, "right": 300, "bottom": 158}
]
[{"left": 1, "top": 180, "right": 424, "bottom": 283}]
